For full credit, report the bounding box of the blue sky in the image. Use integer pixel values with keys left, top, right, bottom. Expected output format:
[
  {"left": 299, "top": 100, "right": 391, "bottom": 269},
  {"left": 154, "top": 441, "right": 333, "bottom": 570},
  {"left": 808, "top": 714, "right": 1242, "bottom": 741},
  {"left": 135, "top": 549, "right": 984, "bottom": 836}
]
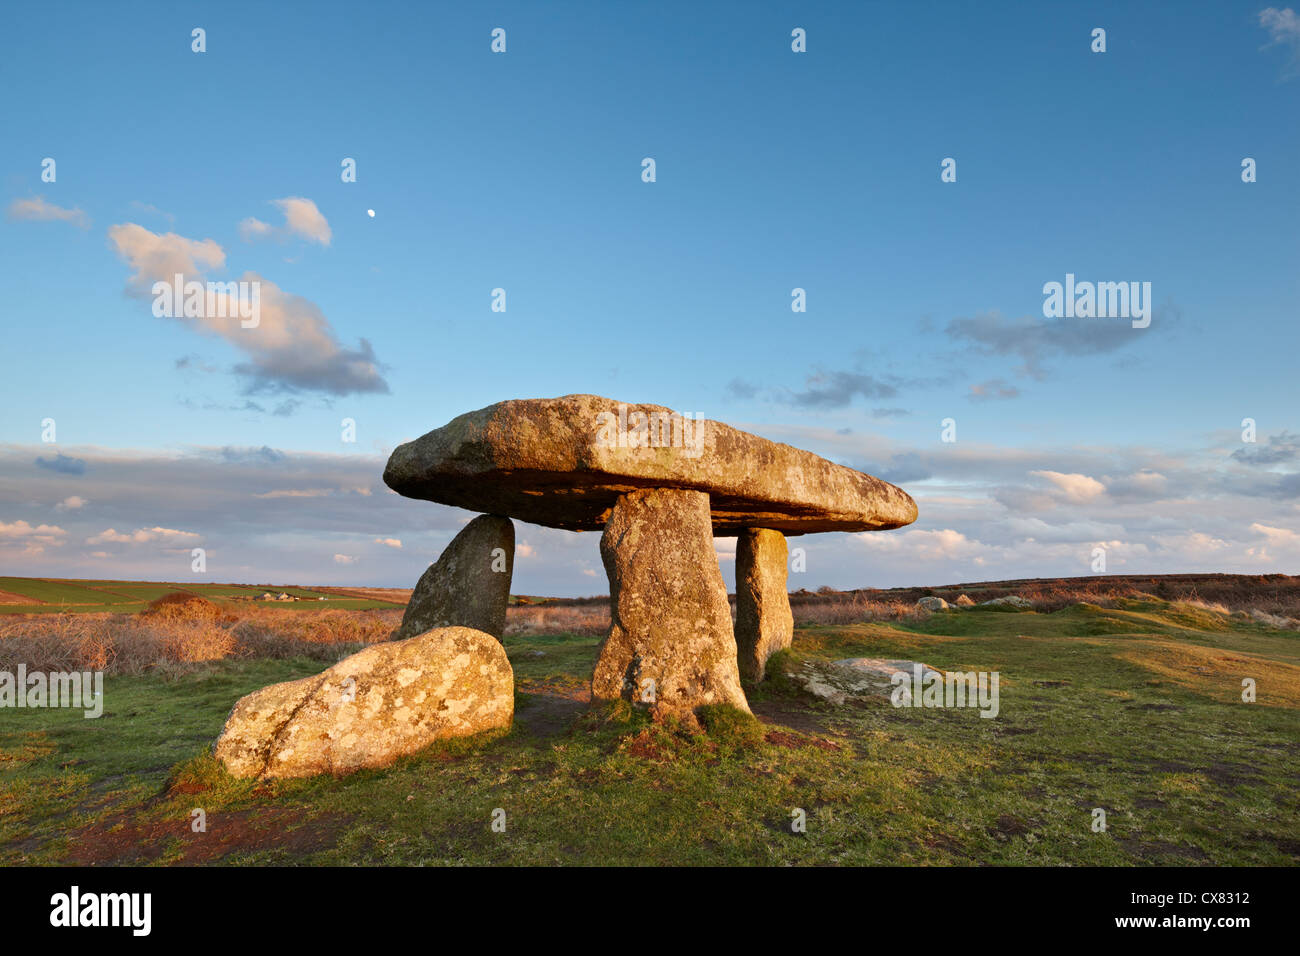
[{"left": 2, "top": 0, "right": 1297, "bottom": 594}]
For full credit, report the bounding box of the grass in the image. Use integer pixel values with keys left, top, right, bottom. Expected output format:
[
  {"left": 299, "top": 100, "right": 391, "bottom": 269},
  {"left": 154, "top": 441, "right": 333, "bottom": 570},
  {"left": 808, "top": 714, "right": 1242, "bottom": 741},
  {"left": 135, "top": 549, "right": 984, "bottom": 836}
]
[{"left": 0, "top": 596, "right": 1296, "bottom": 865}]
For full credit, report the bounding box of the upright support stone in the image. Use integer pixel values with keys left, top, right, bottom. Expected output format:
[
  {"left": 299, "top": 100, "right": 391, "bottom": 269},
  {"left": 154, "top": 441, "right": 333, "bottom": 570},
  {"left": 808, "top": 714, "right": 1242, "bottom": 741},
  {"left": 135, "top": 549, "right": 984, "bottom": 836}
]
[
  {"left": 735, "top": 528, "right": 794, "bottom": 682},
  {"left": 392, "top": 514, "right": 514, "bottom": 642},
  {"left": 592, "top": 488, "right": 750, "bottom": 715}
]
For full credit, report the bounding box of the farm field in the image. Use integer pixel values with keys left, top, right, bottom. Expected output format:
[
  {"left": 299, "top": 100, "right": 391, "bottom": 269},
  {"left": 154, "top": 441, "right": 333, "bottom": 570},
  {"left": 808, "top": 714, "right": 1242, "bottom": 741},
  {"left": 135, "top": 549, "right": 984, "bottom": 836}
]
[
  {"left": 1, "top": 593, "right": 1296, "bottom": 866},
  {"left": 0, "top": 577, "right": 407, "bottom": 614}
]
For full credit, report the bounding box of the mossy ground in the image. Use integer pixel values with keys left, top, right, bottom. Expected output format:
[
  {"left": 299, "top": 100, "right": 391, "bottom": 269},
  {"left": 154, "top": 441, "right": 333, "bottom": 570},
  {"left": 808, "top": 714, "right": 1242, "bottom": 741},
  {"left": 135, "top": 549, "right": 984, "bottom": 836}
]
[{"left": 2, "top": 598, "right": 1296, "bottom": 865}]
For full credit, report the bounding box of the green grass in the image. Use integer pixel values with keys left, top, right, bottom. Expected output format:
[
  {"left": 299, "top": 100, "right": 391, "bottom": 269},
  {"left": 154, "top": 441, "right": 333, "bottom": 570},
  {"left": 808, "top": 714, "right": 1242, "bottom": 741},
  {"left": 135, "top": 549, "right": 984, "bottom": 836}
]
[{"left": 1, "top": 599, "right": 1296, "bottom": 865}]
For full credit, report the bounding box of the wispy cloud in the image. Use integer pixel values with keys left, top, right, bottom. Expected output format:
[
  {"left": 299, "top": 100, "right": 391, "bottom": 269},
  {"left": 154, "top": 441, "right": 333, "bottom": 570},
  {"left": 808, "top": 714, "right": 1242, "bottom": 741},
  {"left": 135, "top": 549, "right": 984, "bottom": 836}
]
[
  {"left": 240, "top": 197, "right": 332, "bottom": 246},
  {"left": 945, "top": 310, "right": 1163, "bottom": 380},
  {"left": 7, "top": 196, "right": 90, "bottom": 229},
  {"left": 1259, "top": 7, "right": 1300, "bottom": 78},
  {"left": 35, "top": 453, "right": 87, "bottom": 475},
  {"left": 108, "top": 222, "right": 388, "bottom": 396},
  {"left": 968, "top": 378, "right": 1020, "bottom": 402}
]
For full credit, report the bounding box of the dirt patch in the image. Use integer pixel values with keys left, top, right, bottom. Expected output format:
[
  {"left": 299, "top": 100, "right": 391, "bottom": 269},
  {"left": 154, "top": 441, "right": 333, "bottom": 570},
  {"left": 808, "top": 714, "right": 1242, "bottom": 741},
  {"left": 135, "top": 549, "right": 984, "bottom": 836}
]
[
  {"left": 750, "top": 698, "right": 837, "bottom": 737},
  {"left": 64, "top": 808, "right": 352, "bottom": 865},
  {"left": 514, "top": 680, "right": 591, "bottom": 738},
  {"left": 0, "top": 589, "right": 41, "bottom": 605},
  {"left": 988, "top": 813, "right": 1036, "bottom": 840},
  {"left": 624, "top": 729, "right": 667, "bottom": 761}
]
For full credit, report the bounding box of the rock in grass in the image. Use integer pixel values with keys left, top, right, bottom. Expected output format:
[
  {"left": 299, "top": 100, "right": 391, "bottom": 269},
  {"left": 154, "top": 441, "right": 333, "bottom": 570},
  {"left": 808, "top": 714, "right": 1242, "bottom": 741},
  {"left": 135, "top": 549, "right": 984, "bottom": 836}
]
[
  {"left": 214, "top": 626, "right": 513, "bottom": 779},
  {"left": 954, "top": 594, "right": 975, "bottom": 606},
  {"left": 917, "top": 596, "right": 949, "bottom": 611},
  {"left": 981, "top": 595, "right": 1033, "bottom": 609},
  {"left": 391, "top": 514, "right": 513, "bottom": 642},
  {"left": 735, "top": 528, "right": 794, "bottom": 682},
  {"left": 787, "top": 657, "right": 944, "bottom": 705}
]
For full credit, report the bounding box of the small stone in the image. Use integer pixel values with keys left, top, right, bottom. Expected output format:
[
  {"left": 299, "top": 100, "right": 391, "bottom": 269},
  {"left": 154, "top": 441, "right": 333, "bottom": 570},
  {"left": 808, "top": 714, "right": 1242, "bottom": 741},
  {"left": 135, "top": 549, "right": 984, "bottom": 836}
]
[
  {"left": 392, "top": 514, "right": 513, "bottom": 642},
  {"left": 214, "top": 626, "right": 513, "bottom": 779},
  {"left": 917, "top": 596, "right": 949, "bottom": 611},
  {"left": 735, "top": 528, "right": 794, "bottom": 682}
]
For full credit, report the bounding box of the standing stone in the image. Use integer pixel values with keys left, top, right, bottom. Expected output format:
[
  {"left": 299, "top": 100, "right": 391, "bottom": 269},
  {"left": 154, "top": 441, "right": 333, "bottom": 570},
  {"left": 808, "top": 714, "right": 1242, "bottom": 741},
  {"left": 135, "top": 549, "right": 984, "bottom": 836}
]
[
  {"left": 214, "top": 626, "right": 513, "bottom": 779},
  {"left": 592, "top": 488, "right": 750, "bottom": 714},
  {"left": 392, "top": 514, "right": 514, "bottom": 642},
  {"left": 734, "top": 528, "right": 794, "bottom": 682}
]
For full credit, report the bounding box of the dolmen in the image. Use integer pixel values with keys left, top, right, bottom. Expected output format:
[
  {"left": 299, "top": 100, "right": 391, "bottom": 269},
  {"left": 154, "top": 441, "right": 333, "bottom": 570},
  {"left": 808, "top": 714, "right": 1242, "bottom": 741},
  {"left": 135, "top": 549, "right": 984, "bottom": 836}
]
[{"left": 214, "top": 394, "right": 916, "bottom": 778}]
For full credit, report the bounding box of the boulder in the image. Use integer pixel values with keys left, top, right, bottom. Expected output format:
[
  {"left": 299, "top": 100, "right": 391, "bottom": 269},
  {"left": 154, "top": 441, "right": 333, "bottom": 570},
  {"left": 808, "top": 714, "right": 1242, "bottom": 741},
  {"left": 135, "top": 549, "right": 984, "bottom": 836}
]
[
  {"left": 214, "top": 626, "right": 513, "bottom": 779},
  {"left": 591, "top": 488, "right": 750, "bottom": 714},
  {"left": 981, "top": 595, "right": 1033, "bottom": 609},
  {"left": 954, "top": 594, "right": 975, "bottom": 606},
  {"left": 917, "top": 596, "right": 949, "bottom": 611},
  {"left": 391, "top": 514, "right": 513, "bottom": 642},
  {"left": 383, "top": 394, "right": 917, "bottom": 535},
  {"left": 785, "top": 657, "right": 944, "bottom": 706},
  {"left": 735, "top": 528, "right": 793, "bottom": 681}
]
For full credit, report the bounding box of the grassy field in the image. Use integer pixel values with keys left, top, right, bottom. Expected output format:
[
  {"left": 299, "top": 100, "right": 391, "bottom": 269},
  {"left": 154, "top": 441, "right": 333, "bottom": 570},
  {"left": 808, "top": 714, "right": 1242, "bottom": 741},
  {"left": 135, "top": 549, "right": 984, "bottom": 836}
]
[
  {"left": 1, "top": 596, "right": 1296, "bottom": 865},
  {"left": 0, "top": 577, "right": 405, "bottom": 614}
]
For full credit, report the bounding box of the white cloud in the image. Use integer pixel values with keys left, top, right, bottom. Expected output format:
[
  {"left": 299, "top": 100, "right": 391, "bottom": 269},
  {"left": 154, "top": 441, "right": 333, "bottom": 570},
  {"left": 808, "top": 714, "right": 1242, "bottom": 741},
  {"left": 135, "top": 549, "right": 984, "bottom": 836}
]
[
  {"left": 240, "top": 197, "right": 332, "bottom": 246},
  {"left": 108, "top": 223, "right": 225, "bottom": 293},
  {"left": 0, "top": 519, "right": 68, "bottom": 557},
  {"left": 1251, "top": 522, "right": 1298, "bottom": 543},
  {"left": 0, "top": 520, "right": 67, "bottom": 543},
  {"left": 107, "top": 222, "right": 387, "bottom": 395},
  {"left": 1259, "top": 7, "right": 1300, "bottom": 77},
  {"left": 87, "top": 526, "right": 200, "bottom": 545},
  {"left": 238, "top": 217, "right": 275, "bottom": 241},
  {"left": 7, "top": 196, "right": 90, "bottom": 229},
  {"left": 374, "top": 537, "right": 403, "bottom": 549},
  {"left": 1030, "top": 470, "right": 1106, "bottom": 502},
  {"left": 333, "top": 553, "right": 358, "bottom": 565},
  {"left": 55, "top": 496, "right": 88, "bottom": 511},
  {"left": 516, "top": 542, "right": 536, "bottom": 558}
]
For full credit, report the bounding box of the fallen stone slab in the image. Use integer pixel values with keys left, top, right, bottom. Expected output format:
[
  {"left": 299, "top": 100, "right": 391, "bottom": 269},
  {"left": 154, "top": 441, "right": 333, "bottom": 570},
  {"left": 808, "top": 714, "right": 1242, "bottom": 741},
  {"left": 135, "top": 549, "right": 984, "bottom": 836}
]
[
  {"left": 214, "top": 626, "right": 513, "bottom": 779},
  {"left": 383, "top": 394, "right": 918, "bottom": 535},
  {"left": 786, "top": 657, "right": 944, "bottom": 706},
  {"left": 391, "top": 514, "right": 513, "bottom": 642},
  {"left": 735, "top": 527, "right": 793, "bottom": 682},
  {"left": 591, "top": 488, "right": 750, "bottom": 714}
]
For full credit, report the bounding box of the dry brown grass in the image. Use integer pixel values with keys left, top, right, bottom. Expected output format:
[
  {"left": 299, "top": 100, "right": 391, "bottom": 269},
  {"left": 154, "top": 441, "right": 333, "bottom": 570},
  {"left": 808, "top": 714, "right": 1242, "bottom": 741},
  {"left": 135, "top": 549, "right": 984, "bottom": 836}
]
[
  {"left": 4, "top": 573, "right": 1297, "bottom": 675},
  {"left": 791, "top": 592, "right": 930, "bottom": 626},
  {"left": 504, "top": 602, "right": 608, "bottom": 637},
  {"left": 0, "top": 594, "right": 401, "bottom": 675}
]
